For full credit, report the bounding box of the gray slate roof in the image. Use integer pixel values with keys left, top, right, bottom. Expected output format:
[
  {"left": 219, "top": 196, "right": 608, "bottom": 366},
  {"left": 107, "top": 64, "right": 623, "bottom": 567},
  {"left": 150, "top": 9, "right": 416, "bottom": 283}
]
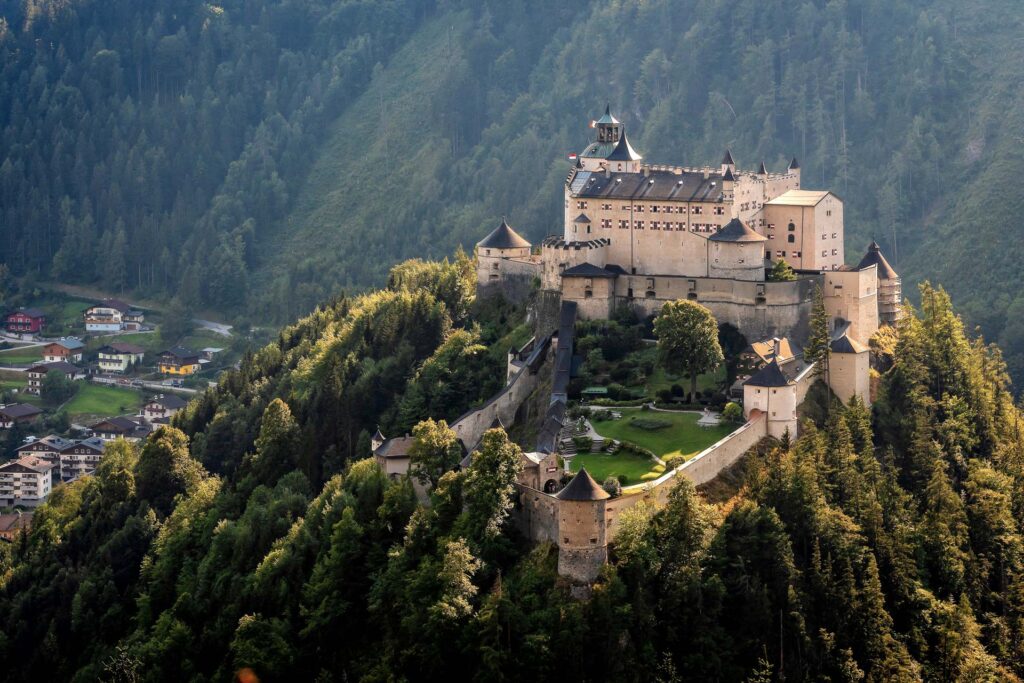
[
  {"left": 831, "top": 332, "right": 868, "bottom": 354},
  {"left": 744, "top": 359, "right": 792, "bottom": 388},
  {"left": 557, "top": 468, "right": 610, "bottom": 501},
  {"left": 856, "top": 241, "right": 898, "bottom": 280},
  {"left": 477, "top": 218, "right": 531, "bottom": 250},
  {"left": 604, "top": 133, "right": 642, "bottom": 161},
  {"left": 569, "top": 168, "right": 724, "bottom": 202},
  {"left": 709, "top": 218, "right": 767, "bottom": 243},
  {"left": 561, "top": 263, "right": 617, "bottom": 278}
]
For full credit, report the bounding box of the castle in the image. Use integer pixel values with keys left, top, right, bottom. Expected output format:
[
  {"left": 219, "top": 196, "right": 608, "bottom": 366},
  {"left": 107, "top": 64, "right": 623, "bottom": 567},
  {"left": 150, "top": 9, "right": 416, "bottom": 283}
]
[
  {"left": 477, "top": 105, "right": 901, "bottom": 439},
  {"left": 373, "top": 106, "right": 904, "bottom": 584}
]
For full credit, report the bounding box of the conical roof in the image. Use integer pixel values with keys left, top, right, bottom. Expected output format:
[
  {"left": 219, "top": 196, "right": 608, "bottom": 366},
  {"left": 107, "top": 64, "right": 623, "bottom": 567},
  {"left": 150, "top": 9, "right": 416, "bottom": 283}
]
[
  {"left": 556, "top": 467, "right": 610, "bottom": 501},
  {"left": 744, "top": 358, "right": 792, "bottom": 388},
  {"left": 605, "top": 131, "right": 642, "bottom": 161},
  {"left": 758, "top": 161, "right": 768, "bottom": 175},
  {"left": 709, "top": 217, "right": 767, "bottom": 242},
  {"left": 372, "top": 427, "right": 385, "bottom": 442},
  {"left": 596, "top": 104, "right": 619, "bottom": 125},
  {"left": 789, "top": 156, "right": 800, "bottom": 170},
  {"left": 721, "top": 149, "right": 735, "bottom": 166},
  {"left": 830, "top": 332, "right": 868, "bottom": 354},
  {"left": 477, "top": 217, "right": 531, "bottom": 250},
  {"left": 856, "top": 241, "right": 898, "bottom": 280},
  {"left": 723, "top": 167, "right": 735, "bottom": 181}
]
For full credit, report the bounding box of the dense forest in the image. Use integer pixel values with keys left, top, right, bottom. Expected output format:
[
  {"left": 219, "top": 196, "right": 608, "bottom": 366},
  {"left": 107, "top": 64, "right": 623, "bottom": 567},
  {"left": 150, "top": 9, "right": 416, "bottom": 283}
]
[
  {"left": 2, "top": 254, "right": 1024, "bottom": 681},
  {"left": 2, "top": 0, "right": 1024, "bottom": 381}
]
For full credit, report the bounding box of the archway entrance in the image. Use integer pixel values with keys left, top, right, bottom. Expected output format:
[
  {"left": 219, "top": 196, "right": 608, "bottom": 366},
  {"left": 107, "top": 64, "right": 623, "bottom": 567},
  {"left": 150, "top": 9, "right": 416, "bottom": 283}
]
[{"left": 544, "top": 479, "right": 558, "bottom": 494}]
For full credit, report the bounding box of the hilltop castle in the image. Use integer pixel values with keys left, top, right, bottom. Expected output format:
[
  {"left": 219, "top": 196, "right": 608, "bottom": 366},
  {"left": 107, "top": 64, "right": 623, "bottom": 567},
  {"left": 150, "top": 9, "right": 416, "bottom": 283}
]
[{"left": 477, "top": 106, "right": 901, "bottom": 439}]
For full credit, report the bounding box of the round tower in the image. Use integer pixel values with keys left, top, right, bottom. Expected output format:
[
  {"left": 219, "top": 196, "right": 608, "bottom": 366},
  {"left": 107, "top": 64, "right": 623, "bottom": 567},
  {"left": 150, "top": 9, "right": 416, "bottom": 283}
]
[
  {"left": 857, "top": 241, "right": 901, "bottom": 325},
  {"left": 475, "top": 217, "right": 532, "bottom": 285},
  {"left": 707, "top": 218, "right": 767, "bottom": 281},
  {"left": 742, "top": 358, "right": 798, "bottom": 439},
  {"left": 555, "top": 468, "right": 610, "bottom": 583}
]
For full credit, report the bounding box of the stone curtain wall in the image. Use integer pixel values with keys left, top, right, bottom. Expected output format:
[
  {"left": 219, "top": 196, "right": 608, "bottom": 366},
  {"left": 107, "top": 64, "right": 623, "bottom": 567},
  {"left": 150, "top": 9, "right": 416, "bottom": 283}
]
[
  {"left": 606, "top": 412, "right": 769, "bottom": 539},
  {"left": 451, "top": 335, "right": 552, "bottom": 451}
]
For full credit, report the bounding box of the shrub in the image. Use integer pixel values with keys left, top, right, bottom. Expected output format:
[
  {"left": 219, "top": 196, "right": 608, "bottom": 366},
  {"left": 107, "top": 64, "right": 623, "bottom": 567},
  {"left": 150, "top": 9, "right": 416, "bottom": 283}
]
[
  {"left": 663, "top": 454, "right": 686, "bottom": 468},
  {"left": 670, "top": 383, "right": 685, "bottom": 397},
  {"left": 616, "top": 474, "right": 629, "bottom": 486},
  {"left": 656, "top": 389, "right": 674, "bottom": 404},
  {"left": 628, "top": 417, "right": 672, "bottom": 431},
  {"left": 602, "top": 476, "right": 622, "bottom": 498},
  {"left": 722, "top": 402, "right": 743, "bottom": 422},
  {"left": 572, "top": 436, "right": 593, "bottom": 452}
]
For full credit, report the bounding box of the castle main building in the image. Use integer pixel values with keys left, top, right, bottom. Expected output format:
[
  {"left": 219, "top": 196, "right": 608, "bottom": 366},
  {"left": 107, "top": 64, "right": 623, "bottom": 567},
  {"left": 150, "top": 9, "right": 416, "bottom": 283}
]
[{"left": 478, "top": 106, "right": 901, "bottom": 348}]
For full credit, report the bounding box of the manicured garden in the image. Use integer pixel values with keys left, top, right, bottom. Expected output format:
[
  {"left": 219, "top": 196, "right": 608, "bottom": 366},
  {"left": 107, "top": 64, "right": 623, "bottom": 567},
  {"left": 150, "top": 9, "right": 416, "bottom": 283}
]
[
  {"left": 570, "top": 449, "right": 662, "bottom": 484},
  {"left": 590, "top": 409, "right": 736, "bottom": 460}
]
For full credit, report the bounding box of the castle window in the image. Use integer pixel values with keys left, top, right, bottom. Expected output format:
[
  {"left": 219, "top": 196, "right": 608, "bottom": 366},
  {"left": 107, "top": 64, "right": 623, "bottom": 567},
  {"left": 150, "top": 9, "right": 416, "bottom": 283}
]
[
  {"left": 788, "top": 235, "right": 795, "bottom": 243},
  {"left": 768, "top": 223, "right": 775, "bottom": 230},
  {"left": 822, "top": 250, "right": 827, "bottom": 257},
  {"left": 584, "top": 290, "right": 593, "bottom": 298},
  {"left": 826, "top": 210, "right": 832, "bottom": 216},
  {"left": 636, "top": 221, "right": 644, "bottom": 230},
  {"left": 822, "top": 234, "right": 827, "bottom": 240},
  {"left": 577, "top": 200, "right": 588, "bottom": 210},
  {"left": 590, "top": 538, "right": 598, "bottom": 544},
  {"left": 492, "top": 262, "right": 499, "bottom": 269},
  {"left": 715, "top": 206, "right": 725, "bottom": 215},
  {"left": 601, "top": 219, "right": 611, "bottom": 229},
  {"left": 601, "top": 203, "right": 612, "bottom": 210},
  {"left": 693, "top": 206, "right": 703, "bottom": 215},
  {"left": 485, "top": 249, "right": 490, "bottom": 255},
  {"left": 651, "top": 205, "right": 659, "bottom": 213},
  {"left": 792, "top": 251, "right": 801, "bottom": 257},
  {"left": 619, "top": 220, "right": 628, "bottom": 229},
  {"left": 651, "top": 221, "right": 660, "bottom": 230},
  {"left": 832, "top": 232, "right": 837, "bottom": 238},
  {"left": 634, "top": 205, "right": 644, "bottom": 213},
  {"left": 776, "top": 250, "right": 785, "bottom": 257},
  {"left": 832, "top": 249, "right": 838, "bottom": 255},
  {"left": 788, "top": 222, "right": 795, "bottom": 231},
  {"left": 768, "top": 234, "right": 775, "bottom": 239}
]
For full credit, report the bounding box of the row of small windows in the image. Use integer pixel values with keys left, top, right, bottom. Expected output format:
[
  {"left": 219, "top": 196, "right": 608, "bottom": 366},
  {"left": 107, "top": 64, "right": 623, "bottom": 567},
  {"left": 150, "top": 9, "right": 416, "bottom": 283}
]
[
  {"left": 575, "top": 200, "right": 724, "bottom": 215},
  {"left": 775, "top": 250, "right": 802, "bottom": 258}
]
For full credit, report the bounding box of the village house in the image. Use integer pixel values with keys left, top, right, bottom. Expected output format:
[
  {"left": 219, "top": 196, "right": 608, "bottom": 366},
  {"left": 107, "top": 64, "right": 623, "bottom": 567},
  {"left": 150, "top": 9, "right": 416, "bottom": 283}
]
[
  {"left": 16, "top": 434, "right": 107, "bottom": 482},
  {"left": 26, "top": 361, "right": 86, "bottom": 395},
  {"left": 84, "top": 299, "right": 145, "bottom": 332},
  {"left": 43, "top": 338, "right": 85, "bottom": 363},
  {"left": 371, "top": 430, "right": 416, "bottom": 480},
  {"left": 90, "top": 416, "right": 153, "bottom": 443},
  {"left": 0, "top": 403, "right": 43, "bottom": 429},
  {"left": 3, "top": 308, "right": 46, "bottom": 334},
  {"left": 0, "top": 456, "right": 56, "bottom": 507},
  {"left": 96, "top": 342, "right": 145, "bottom": 373},
  {"left": 158, "top": 347, "right": 200, "bottom": 375},
  {"left": 0, "top": 511, "right": 33, "bottom": 541},
  {"left": 142, "top": 393, "right": 188, "bottom": 423},
  {"left": 58, "top": 437, "right": 106, "bottom": 482}
]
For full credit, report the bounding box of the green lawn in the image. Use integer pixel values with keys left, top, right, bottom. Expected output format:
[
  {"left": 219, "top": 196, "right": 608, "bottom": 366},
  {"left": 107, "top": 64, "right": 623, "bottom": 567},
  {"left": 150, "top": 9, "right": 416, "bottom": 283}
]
[
  {"left": 570, "top": 450, "right": 661, "bottom": 485},
  {"left": 0, "top": 346, "right": 43, "bottom": 365},
  {"left": 91, "top": 331, "right": 164, "bottom": 353},
  {"left": 64, "top": 383, "right": 143, "bottom": 421},
  {"left": 591, "top": 409, "right": 736, "bottom": 460},
  {"left": 644, "top": 354, "right": 726, "bottom": 397}
]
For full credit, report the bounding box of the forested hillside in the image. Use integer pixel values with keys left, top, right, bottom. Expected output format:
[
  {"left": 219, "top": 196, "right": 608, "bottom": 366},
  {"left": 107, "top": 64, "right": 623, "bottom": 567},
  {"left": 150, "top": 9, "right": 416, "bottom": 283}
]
[
  {"left": 3, "top": 0, "right": 1024, "bottom": 375},
  {"left": 2, "top": 256, "right": 1024, "bottom": 681}
]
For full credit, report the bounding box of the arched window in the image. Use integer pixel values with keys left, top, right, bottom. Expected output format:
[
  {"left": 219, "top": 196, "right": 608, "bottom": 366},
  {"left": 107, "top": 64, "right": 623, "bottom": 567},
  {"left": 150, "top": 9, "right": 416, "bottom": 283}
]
[
  {"left": 788, "top": 222, "right": 796, "bottom": 231},
  {"left": 787, "top": 234, "right": 795, "bottom": 243}
]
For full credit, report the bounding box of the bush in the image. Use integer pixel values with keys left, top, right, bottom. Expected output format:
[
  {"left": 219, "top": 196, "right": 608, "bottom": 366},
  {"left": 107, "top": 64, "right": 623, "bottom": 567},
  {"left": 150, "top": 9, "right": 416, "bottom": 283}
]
[
  {"left": 628, "top": 417, "right": 672, "bottom": 431},
  {"left": 670, "top": 383, "right": 685, "bottom": 397},
  {"left": 572, "top": 436, "right": 593, "bottom": 452},
  {"left": 722, "top": 402, "right": 743, "bottom": 422},
  {"left": 656, "top": 389, "right": 673, "bottom": 404},
  {"left": 602, "top": 476, "right": 622, "bottom": 497},
  {"left": 616, "top": 474, "right": 629, "bottom": 486},
  {"left": 663, "top": 454, "right": 686, "bottom": 468}
]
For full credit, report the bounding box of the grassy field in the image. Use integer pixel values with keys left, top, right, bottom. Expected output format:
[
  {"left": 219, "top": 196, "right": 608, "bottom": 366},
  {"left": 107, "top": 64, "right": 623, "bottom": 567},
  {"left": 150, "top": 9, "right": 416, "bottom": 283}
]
[
  {"left": 0, "top": 371, "right": 40, "bottom": 404},
  {"left": 91, "top": 331, "right": 164, "bottom": 353},
  {"left": 591, "top": 409, "right": 736, "bottom": 460},
  {"left": 64, "top": 383, "right": 143, "bottom": 421},
  {"left": 644, "top": 352, "right": 726, "bottom": 397},
  {"left": 570, "top": 450, "right": 661, "bottom": 485},
  {"left": 0, "top": 345, "right": 43, "bottom": 365}
]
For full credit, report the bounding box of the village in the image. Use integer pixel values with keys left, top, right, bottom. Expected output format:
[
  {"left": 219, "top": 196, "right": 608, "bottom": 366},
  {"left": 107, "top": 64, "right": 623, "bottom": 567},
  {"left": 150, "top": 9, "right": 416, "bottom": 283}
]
[{"left": 0, "top": 293, "right": 245, "bottom": 527}]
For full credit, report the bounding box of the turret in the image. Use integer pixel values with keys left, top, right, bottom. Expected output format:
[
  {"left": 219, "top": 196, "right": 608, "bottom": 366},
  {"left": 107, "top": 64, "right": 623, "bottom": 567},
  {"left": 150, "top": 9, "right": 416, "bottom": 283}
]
[
  {"left": 579, "top": 106, "right": 642, "bottom": 173},
  {"left": 788, "top": 156, "right": 801, "bottom": 185},
  {"left": 721, "top": 149, "right": 736, "bottom": 175},
  {"left": 856, "top": 241, "right": 901, "bottom": 325}
]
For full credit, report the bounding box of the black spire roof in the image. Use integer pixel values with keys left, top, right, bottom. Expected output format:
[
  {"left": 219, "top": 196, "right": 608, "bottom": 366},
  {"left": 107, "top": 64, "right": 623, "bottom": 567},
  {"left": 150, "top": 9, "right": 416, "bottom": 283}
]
[
  {"left": 856, "top": 241, "right": 898, "bottom": 280},
  {"left": 605, "top": 132, "right": 642, "bottom": 161},
  {"left": 723, "top": 167, "right": 735, "bottom": 181},
  {"left": 831, "top": 332, "right": 868, "bottom": 354},
  {"left": 556, "top": 468, "right": 610, "bottom": 501},
  {"left": 758, "top": 161, "right": 768, "bottom": 175},
  {"left": 789, "top": 156, "right": 800, "bottom": 170},
  {"left": 477, "top": 217, "right": 531, "bottom": 250},
  {"left": 709, "top": 218, "right": 767, "bottom": 243},
  {"left": 743, "top": 358, "right": 792, "bottom": 388},
  {"left": 721, "top": 149, "right": 735, "bottom": 166}
]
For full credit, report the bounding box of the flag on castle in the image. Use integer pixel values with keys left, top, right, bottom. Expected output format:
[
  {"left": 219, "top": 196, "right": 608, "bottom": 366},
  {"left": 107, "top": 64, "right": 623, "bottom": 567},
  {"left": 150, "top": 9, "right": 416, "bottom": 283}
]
[{"left": 567, "top": 152, "right": 578, "bottom": 160}]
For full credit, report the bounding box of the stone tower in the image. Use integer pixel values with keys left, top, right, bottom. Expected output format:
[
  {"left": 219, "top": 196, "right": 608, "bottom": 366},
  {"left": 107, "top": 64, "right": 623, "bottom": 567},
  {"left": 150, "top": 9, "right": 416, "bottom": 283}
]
[
  {"left": 555, "top": 468, "right": 610, "bottom": 583},
  {"left": 857, "top": 241, "right": 901, "bottom": 325}
]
